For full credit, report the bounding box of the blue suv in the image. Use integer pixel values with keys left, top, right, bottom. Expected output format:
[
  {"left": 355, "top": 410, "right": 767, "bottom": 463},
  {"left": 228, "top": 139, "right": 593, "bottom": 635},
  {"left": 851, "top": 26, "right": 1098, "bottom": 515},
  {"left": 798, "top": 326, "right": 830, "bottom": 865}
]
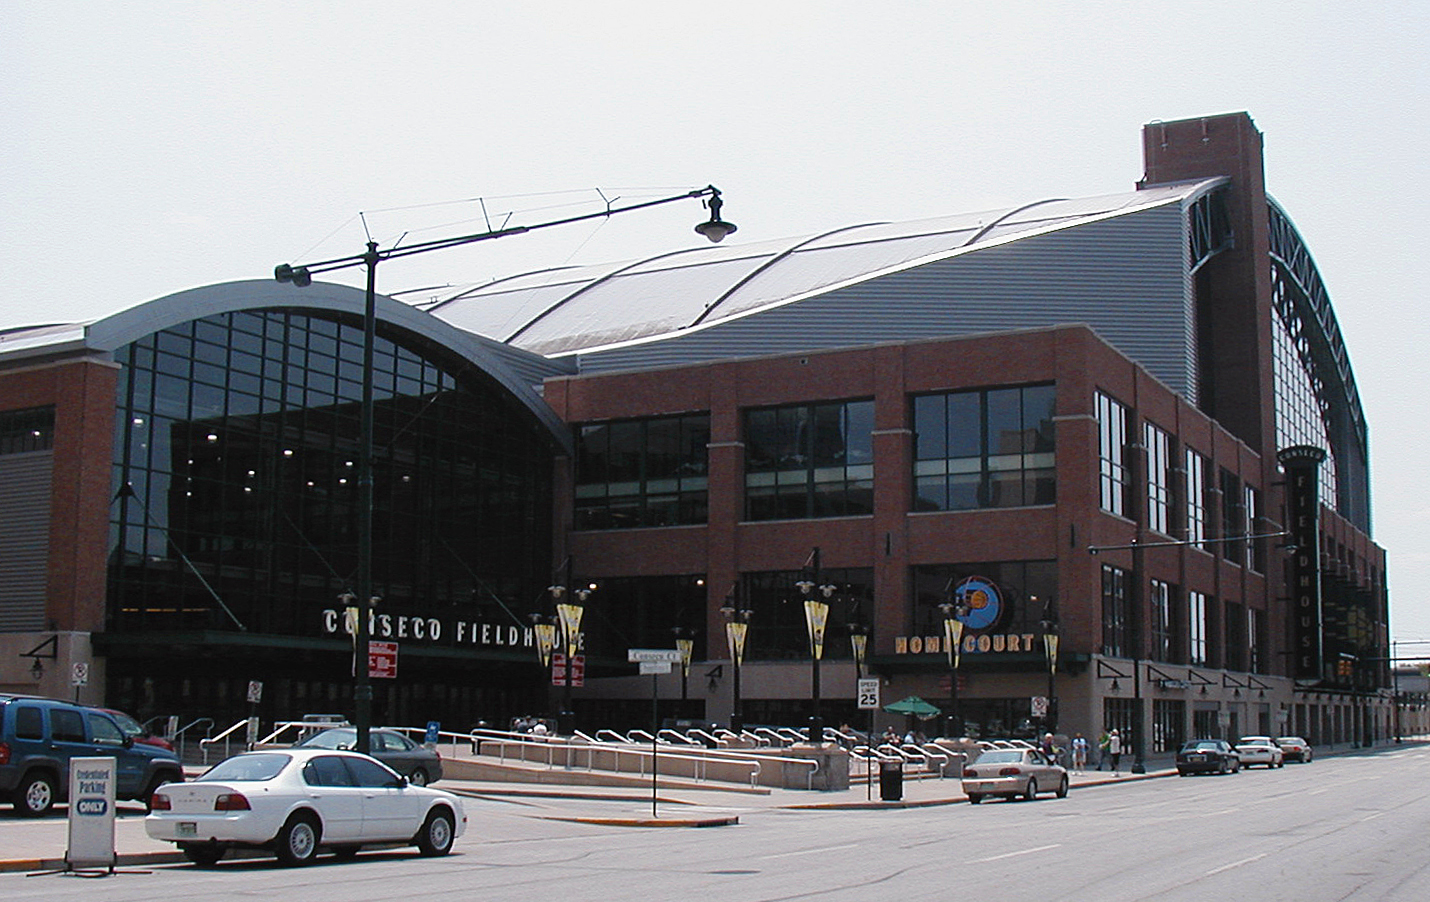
[{"left": 0, "top": 694, "right": 184, "bottom": 816}]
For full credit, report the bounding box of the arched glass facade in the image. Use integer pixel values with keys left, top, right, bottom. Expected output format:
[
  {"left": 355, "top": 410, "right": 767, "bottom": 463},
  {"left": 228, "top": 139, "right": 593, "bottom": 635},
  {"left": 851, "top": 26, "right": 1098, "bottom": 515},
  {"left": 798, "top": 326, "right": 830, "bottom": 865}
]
[
  {"left": 1272, "top": 297, "right": 1338, "bottom": 511},
  {"left": 105, "top": 308, "right": 556, "bottom": 724}
]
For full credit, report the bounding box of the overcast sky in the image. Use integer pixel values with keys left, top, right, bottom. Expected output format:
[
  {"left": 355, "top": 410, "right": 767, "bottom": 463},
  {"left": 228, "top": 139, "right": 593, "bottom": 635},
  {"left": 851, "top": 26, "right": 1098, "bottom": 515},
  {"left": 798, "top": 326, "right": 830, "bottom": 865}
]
[{"left": 4, "top": 1, "right": 1428, "bottom": 646}]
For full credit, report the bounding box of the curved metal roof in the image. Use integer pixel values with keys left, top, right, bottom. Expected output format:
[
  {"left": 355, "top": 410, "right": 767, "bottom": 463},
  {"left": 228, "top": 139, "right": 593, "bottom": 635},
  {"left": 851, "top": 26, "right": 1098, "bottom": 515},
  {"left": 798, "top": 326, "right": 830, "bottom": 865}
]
[
  {"left": 0, "top": 279, "right": 575, "bottom": 453},
  {"left": 425, "top": 181, "right": 1224, "bottom": 357}
]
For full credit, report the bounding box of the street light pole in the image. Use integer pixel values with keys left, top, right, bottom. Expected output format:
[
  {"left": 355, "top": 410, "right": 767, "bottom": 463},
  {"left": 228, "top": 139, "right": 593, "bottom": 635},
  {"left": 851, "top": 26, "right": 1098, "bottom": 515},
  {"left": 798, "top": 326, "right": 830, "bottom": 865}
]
[
  {"left": 939, "top": 594, "right": 967, "bottom": 739},
  {"left": 798, "top": 548, "right": 836, "bottom": 745},
  {"left": 672, "top": 626, "right": 695, "bottom": 717},
  {"left": 275, "top": 186, "right": 735, "bottom": 754},
  {"left": 720, "top": 587, "right": 751, "bottom": 733},
  {"left": 1039, "top": 598, "right": 1059, "bottom": 734}
]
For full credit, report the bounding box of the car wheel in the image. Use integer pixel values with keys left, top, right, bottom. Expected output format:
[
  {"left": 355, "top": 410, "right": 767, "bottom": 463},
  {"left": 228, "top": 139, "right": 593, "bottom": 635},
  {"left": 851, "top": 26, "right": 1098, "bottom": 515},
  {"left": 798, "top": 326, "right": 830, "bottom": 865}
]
[
  {"left": 1023, "top": 778, "right": 1038, "bottom": 801},
  {"left": 274, "top": 812, "right": 321, "bottom": 866},
  {"left": 13, "top": 772, "right": 56, "bottom": 817},
  {"left": 408, "top": 768, "right": 429, "bottom": 787},
  {"left": 1056, "top": 776, "right": 1069, "bottom": 798},
  {"left": 416, "top": 807, "right": 455, "bottom": 857},
  {"left": 967, "top": 793, "right": 983, "bottom": 804},
  {"left": 181, "top": 843, "right": 226, "bottom": 866}
]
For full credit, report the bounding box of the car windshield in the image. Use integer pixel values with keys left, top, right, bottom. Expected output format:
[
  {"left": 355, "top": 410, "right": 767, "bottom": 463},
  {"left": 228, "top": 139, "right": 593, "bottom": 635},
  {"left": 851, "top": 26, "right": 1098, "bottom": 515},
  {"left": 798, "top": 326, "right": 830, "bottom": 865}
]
[
  {"left": 1238, "top": 736, "right": 1271, "bottom": 745},
  {"left": 1277, "top": 737, "right": 1306, "bottom": 744},
  {"left": 198, "top": 753, "right": 291, "bottom": 782},
  {"left": 1183, "top": 742, "right": 1221, "bottom": 751},
  {"left": 976, "top": 750, "right": 1024, "bottom": 764},
  {"left": 300, "top": 729, "right": 356, "bottom": 749}
]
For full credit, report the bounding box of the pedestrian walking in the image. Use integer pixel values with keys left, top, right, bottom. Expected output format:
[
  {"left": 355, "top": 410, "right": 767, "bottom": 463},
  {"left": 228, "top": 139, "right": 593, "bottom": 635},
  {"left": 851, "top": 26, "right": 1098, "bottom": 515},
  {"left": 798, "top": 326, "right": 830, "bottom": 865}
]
[
  {"left": 1097, "top": 730, "right": 1111, "bottom": 770},
  {"left": 1071, "top": 733, "right": 1088, "bottom": 773},
  {"left": 1108, "top": 728, "right": 1123, "bottom": 774}
]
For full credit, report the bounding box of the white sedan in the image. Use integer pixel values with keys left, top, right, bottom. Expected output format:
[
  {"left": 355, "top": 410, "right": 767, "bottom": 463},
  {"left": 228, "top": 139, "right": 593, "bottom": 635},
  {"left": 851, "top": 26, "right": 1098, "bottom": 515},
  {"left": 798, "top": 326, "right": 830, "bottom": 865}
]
[
  {"left": 146, "top": 748, "right": 467, "bottom": 866},
  {"left": 961, "top": 748, "right": 1069, "bottom": 803},
  {"left": 1234, "top": 736, "right": 1285, "bottom": 768}
]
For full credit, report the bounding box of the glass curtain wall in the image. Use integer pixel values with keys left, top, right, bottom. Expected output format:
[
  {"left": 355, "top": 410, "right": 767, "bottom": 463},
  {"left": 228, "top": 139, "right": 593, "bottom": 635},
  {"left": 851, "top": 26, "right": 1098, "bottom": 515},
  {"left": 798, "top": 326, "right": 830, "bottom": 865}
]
[{"left": 108, "top": 310, "right": 556, "bottom": 638}]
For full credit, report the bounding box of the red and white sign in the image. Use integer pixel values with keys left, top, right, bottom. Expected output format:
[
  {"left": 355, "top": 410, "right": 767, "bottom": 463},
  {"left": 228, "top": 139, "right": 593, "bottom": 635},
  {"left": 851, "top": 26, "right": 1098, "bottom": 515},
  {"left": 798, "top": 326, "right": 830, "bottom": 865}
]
[
  {"left": 369, "top": 641, "right": 398, "bottom": 679},
  {"left": 551, "top": 653, "right": 585, "bottom": 687}
]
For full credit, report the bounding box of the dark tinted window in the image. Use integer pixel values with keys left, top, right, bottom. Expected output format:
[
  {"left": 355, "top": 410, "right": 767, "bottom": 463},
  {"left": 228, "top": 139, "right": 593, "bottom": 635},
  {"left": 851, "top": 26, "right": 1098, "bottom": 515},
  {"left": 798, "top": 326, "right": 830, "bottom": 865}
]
[
  {"left": 14, "top": 706, "right": 43, "bottom": 740},
  {"left": 52, "top": 709, "right": 86, "bottom": 743},
  {"left": 343, "top": 755, "right": 401, "bottom": 788},
  {"left": 303, "top": 756, "right": 355, "bottom": 787}
]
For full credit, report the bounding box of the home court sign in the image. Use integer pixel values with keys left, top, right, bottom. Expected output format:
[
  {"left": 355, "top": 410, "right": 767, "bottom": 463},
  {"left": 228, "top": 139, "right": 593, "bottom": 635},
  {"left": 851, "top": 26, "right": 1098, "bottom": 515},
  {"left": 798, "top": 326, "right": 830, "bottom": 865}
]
[{"left": 894, "top": 576, "right": 1037, "bottom": 657}]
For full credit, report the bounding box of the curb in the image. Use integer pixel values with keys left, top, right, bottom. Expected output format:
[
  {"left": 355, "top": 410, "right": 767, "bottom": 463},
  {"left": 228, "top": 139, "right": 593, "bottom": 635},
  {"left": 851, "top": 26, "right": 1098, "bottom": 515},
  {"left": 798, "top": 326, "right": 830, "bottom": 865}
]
[
  {"left": 0, "top": 850, "right": 189, "bottom": 875},
  {"left": 543, "top": 814, "right": 739, "bottom": 828}
]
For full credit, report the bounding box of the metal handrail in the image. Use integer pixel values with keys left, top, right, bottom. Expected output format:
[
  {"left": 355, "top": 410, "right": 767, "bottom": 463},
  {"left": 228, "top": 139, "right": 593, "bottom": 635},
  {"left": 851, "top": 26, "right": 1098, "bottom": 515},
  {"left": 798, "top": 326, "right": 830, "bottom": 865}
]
[
  {"left": 198, "top": 718, "right": 254, "bottom": 764},
  {"left": 657, "top": 729, "right": 700, "bottom": 745},
  {"left": 685, "top": 728, "right": 722, "bottom": 747},
  {"left": 479, "top": 734, "right": 766, "bottom": 786},
  {"left": 165, "top": 717, "right": 214, "bottom": 764},
  {"left": 258, "top": 719, "right": 349, "bottom": 746}
]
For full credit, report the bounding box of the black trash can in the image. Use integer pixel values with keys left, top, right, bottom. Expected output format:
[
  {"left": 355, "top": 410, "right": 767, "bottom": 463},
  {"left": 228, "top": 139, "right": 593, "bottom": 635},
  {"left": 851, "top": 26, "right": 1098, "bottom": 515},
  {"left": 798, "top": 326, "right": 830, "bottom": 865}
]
[{"left": 879, "top": 759, "right": 904, "bottom": 801}]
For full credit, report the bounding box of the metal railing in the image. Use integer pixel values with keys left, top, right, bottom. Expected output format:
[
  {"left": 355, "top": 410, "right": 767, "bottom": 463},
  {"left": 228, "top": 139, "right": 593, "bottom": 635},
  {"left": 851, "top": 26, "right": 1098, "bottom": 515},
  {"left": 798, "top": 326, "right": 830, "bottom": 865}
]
[
  {"left": 198, "top": 718, "right": 253, "bottom": 765},
  {"left": 169, "top": 717, "right": 215, "bottom": 764},
  {"left": 474, "top": 732, "right": 768, "bottom": 786}
]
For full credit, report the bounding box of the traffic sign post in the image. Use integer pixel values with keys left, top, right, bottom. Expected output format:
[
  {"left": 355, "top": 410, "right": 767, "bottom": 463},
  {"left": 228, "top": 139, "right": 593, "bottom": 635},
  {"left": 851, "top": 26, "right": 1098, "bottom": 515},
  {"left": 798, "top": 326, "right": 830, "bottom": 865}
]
[
  {"left": 71, "top": 662, "right": 89, "bottom": 702},
  {"left": 628, "top": 649, "right": 684, "bottom": 819}
]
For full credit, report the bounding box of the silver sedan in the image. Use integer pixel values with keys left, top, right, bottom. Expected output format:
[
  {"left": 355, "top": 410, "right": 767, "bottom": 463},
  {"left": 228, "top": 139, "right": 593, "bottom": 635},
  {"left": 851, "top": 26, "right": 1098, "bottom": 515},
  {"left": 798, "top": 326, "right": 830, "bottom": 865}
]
[{"left": 961, "top": 748, "right": 1069, "bottom": 803}]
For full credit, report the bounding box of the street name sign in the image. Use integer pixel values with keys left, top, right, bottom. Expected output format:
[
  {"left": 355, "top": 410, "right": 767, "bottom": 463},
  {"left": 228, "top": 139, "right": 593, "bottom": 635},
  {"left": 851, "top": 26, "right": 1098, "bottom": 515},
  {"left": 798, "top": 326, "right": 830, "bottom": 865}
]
[{"left": 628, "top": 648, "right": 684, "bottom": 663}]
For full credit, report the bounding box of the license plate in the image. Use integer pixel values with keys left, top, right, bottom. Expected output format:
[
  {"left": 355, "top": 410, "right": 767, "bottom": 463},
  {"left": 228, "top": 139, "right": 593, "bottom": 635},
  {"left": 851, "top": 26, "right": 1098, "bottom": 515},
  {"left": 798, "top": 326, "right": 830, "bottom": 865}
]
[{"left": 178, "top": 822, "right": 197, "bottom": 837}]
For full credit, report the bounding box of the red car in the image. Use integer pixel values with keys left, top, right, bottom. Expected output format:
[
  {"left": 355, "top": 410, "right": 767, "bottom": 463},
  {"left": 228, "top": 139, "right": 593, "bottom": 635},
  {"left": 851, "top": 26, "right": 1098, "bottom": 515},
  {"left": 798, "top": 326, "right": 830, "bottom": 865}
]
[{"left": 98, "top": 707, "right": 175, "bottom": 751}]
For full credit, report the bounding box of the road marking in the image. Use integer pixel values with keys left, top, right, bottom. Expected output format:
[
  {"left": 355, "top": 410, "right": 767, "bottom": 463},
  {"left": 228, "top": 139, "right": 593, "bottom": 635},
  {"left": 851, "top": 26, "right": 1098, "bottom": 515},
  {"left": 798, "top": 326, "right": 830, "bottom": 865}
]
[
  {"left": 1206, "top": 852, "right": 1267, "bottom": 876},
  {"left": 760, "top": 842, "right": 861, "bottom": 860},
  {"left": 967, "top": 844, "right": 1061, "bottom": 863},
  {"left": 1358, "top": 811, "right": 1385, "bottom": 823}
]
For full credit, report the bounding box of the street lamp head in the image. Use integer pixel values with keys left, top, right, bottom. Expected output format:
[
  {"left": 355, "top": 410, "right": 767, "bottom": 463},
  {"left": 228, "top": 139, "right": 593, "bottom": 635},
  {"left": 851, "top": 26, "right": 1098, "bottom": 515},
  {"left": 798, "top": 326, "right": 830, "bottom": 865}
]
[
  {"left": 274, "top": 263, "right": 312, "bottom": 288},
  {"left": 694, "top": 187, "right": 737, "bottom": 243}
]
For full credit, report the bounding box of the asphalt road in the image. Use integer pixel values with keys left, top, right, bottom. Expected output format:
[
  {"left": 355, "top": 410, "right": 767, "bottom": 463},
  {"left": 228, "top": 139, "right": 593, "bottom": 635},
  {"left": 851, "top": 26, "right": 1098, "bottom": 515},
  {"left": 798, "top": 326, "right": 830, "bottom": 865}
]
[{"left": 3, "top": 744, "right": 1428, "bottom": 901}]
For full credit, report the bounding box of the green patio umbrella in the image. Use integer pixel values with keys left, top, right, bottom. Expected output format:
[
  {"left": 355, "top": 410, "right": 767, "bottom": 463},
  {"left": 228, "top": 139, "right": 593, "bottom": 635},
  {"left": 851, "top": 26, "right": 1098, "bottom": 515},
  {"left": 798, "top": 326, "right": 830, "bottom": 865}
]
[{"left": 884, "top": 696, "right": 942, "bottom": 718}]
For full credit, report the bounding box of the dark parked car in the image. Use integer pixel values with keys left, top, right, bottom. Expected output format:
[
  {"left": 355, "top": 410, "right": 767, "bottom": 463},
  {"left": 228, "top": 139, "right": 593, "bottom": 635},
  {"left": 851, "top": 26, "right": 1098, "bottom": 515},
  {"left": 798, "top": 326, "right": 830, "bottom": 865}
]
[
  {"left": 1, "top": 694, "right": 184, "bottom": 815},
  {"left": 1176, "top": 739, "right": 1241, "bottom": 775},
  {"left": 294, "top": 727, "right": 443, "bottom": 785}
]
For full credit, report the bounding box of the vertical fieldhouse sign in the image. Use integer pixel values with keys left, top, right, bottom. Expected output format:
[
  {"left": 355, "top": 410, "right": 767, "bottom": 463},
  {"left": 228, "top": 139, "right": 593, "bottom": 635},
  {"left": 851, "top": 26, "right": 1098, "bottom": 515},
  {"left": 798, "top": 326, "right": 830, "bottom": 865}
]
[
  {"left": 66, "top": 756, "right": 117, "bottom": 871},
  {"left": 1279, "top": 445, "right": 1326, "bottom": 683}
]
